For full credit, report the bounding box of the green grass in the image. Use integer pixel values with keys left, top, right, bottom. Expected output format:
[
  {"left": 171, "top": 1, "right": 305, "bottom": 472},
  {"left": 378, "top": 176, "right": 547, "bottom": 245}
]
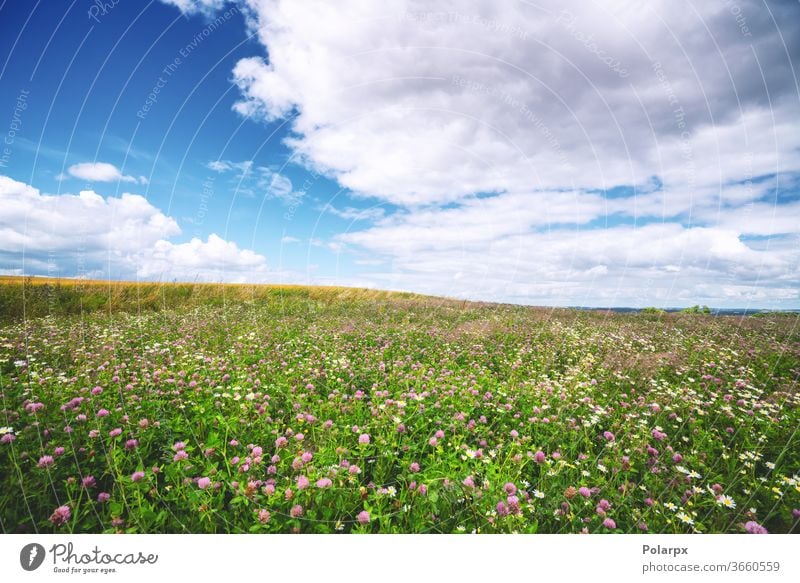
[{"left": 0, "top": 279, "right": 798, "bottom": 533}]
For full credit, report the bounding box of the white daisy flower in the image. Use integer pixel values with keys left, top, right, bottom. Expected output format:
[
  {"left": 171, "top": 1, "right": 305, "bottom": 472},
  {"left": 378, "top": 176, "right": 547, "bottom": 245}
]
[
  {"left": 676, "top": 511, "right": 694, "bottom": 525},
  {"left": 716, "top": 495, "right": 736, "bottom": 509}
]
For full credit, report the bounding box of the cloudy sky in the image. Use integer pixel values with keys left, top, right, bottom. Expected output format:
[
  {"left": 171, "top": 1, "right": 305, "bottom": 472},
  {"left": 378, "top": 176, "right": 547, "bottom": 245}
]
[{"left": 0, "top": 0, "right": 798, "bottom": 307}]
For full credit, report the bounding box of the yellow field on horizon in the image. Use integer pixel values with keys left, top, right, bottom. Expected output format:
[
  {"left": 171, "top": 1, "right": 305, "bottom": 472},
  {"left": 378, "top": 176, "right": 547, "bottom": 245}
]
[
  {"left": 0, "top": 274, "right": 472, "bottom": 320},
  {"left": 0, "top": 275, "right": 433, "bottom": 298}
]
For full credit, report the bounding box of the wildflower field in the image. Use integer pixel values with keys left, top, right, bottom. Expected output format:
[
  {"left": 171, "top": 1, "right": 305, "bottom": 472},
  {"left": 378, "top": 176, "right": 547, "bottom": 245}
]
[{"left": 0, "top": 280, "right": 798, "bottom": 534}]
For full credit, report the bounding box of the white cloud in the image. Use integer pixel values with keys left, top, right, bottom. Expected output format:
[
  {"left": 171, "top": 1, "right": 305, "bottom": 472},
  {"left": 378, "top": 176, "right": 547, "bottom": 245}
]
[
  {"left": 207, "top": 159, "right": 253, "bottom": 173},
  {"left": 162, "top": 0, "right": 800, "bottom": 306},
  {"left": 218, "top": 0, "right": 800, "bottom": 206},
  {"left": 354, "top": 258, "right": 384, "bottom": 266},
  {"left": 265, "top": 172, "right": 295, "bottom": 202},
  {"left": 136, "top": 234, "right": 269, "bottom": 282},
  {"left": 206, "top": 159, "right": 298, "bottom": 202},
  {"left": 232, "top": 56, "right": 298, "bottom": 122},
  {"left": 160, "top": 0, "right": 226, "bottom": 15},
  {"left": 310, "top": 237, "right": 343, "bottom": 253},
  {"left": 67, "top": 162, "right": 139, "bottom": 183},
  {"left": 337, "top": 190, "right": 609, "bottom": 254},
  {"left": 695, "top": 200, "right": 800, "bottom": 237},
  {"left": 322, "top": 204, "right": 385, "bottom": 222},
  {"left": 0, "top": 175, "right": 179, "bottom": 256},
  {"left": 0, "top": 175, "right": 271, "bottom": 283},
  {"left": 280, "top": 235, "right": 300, "bottom": 244},
  {"left": 335, "top": 203, "right": 799, "bottom": 307}
]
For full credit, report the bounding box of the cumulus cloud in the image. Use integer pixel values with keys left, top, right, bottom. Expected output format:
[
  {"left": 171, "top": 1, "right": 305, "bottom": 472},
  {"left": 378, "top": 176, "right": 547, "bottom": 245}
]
[
  {"left": 0, "top": 175, "right": 179, "bottom": 257},
  {"left": 67, "top": 162, "right": 140, "bottom": 183},
  {"left": 136, "top": 234, "right": 269, "bottom": 282},
  {"left": 218, "top": 0, "right": 800, "bottom": 206},
  {"left": 163, "top": 0, "right": 800, "bottom": 306},
  {"left": 0, "top": 175, "right": 270, "bottom": 282}
]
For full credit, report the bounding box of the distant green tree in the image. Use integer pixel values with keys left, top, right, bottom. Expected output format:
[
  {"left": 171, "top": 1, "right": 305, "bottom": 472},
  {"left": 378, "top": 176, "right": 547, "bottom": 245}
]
[{"left": 681, "top": 305, "right": 711, "bottom": 314}]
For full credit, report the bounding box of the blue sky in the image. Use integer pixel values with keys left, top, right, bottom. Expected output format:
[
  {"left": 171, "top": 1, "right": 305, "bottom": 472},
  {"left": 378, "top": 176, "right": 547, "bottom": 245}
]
[
  {"left": 0, "top": 1, "right": 368, "bottom": 284},
  {"left": 0, "top": 0, "right": 798, "bottom": 308}
]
